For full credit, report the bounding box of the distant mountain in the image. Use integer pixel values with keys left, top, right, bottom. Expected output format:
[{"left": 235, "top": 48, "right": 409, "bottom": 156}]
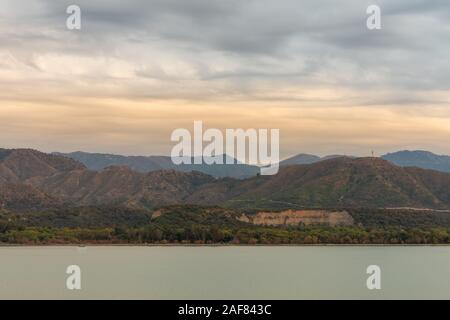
[
  {"left": 382, "top": 150, "right": 450, "bottom": 173},
  {"left": 44, "top": 155, "right": 450, "bottom": 210},
  {"left": 280, "top": 153, "right": 348, "bottom": 166},
  {"left": 214, "top": 157, "right": 450, "bottom": 210},
  {"left": 0, "top": 148, "right": 218, "bottom": 210},
  {"left": 54, "top": 151, "right": 260, "bottom": 179},
  {"left": 0, "top": 149, "right": 83, "bottom": 210},
  {"left": 0, "top": 148, "right": 84, "bottom": 182},
  {"left": 1, "top": 148, "right": 449, "bottom": 211},
  {"left": 279, "top": 153, "right": 320, "bottom": 165}
]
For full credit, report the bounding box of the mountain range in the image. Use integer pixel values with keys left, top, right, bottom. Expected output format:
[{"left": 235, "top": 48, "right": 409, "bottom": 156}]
[
  {"left": 1, "top": 148, "right": 449, "bottom": 211},
  {"left": 54, "top": 152, "right": 260, "bottom": 179},
  {"left": 57, "top": 150, "right": 450, "bottom": 178},
  {"left": 381, "top": 150, "right": 450, "bottom": 173},
  {"left": 280, "top": 150, "right": 450, "bottom": 174}
]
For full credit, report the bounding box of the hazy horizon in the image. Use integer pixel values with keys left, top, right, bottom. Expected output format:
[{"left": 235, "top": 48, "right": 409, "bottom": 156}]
[{"left": 1, "top": 145, "right": 448, "bottom": 162}]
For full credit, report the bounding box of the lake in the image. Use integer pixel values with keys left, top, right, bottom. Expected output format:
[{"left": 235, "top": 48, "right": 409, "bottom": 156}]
[{"left": 0, "top": 246, "right": 449, "bottom": 299}]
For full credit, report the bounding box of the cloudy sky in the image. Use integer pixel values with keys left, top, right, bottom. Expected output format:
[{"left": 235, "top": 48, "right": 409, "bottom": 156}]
[{"left": 0, "top": 0, "right": 449, "bottom": 158}]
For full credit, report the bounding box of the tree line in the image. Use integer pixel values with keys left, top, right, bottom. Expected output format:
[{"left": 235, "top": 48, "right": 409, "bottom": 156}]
[{"left": 2, "top": 224, "right": 450, "bottom": 245}]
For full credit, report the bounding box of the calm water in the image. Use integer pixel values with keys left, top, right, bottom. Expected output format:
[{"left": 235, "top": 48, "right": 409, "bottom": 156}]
[{"left": 0, "top": 246, "right": 449, "bottom": 299}]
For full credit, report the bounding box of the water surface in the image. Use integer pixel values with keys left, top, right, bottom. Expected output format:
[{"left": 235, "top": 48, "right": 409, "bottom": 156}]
[{"left": 0, "top": 246, "right": 449, "bottom": 299}]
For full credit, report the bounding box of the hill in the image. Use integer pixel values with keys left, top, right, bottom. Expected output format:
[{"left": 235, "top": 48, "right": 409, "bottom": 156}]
[
  {"left": 28, "top": 166, "right": 216, "bottom": 209},
  {"left": 0, "top": 149, "right": 449, "bottom": 211},
  {"left": 0, "top": 149, "right": 84, "bottom": 210},
  {"left": 214, "top": 157, "right": 450, "bottom": 209},
  {"left": 0, "top": 148, "right": 84, "bottom": 182}
]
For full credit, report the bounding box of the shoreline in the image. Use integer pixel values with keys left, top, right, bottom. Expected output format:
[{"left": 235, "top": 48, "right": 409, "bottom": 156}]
[{"left": 1, "top": 243, "right": 450, "bottom": 248}]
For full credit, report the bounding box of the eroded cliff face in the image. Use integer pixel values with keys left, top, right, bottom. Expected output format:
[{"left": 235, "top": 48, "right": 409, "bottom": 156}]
[{"left": 238, "top": 210, "right": 354, "bottom": 227}]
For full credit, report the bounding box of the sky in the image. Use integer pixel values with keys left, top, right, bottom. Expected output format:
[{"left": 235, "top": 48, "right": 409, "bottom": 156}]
[{"left": 0, "top": 0, "right": 449, "bottom": 159}]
